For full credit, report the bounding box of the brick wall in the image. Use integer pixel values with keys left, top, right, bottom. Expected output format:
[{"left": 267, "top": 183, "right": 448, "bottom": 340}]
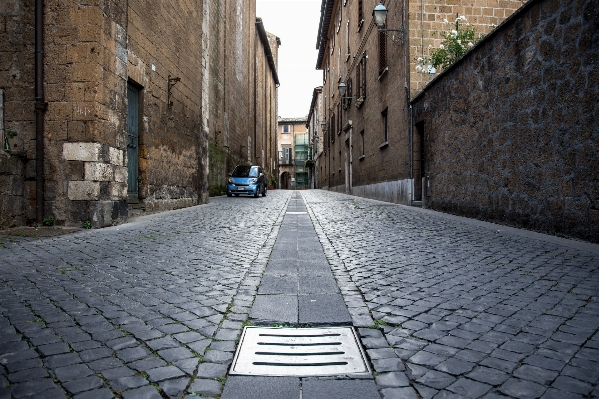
[
  {"left": 317, "top": 0, "right": 412, "bottom": 201},
  {"left": 411, "top": 0, "right": 599, "bottom": 242},
  {"left": 408, "top": 0, "right": 526, "bottom": 98}
]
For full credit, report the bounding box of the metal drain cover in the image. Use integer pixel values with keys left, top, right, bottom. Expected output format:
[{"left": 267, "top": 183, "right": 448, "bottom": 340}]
[{"left": 230, "top": 326, "right": 371, "bottom": 377}]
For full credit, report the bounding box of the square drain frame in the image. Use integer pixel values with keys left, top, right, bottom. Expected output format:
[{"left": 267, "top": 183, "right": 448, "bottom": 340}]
[{"left": 230, "top": 326, "right": 372, "bottom": 377}]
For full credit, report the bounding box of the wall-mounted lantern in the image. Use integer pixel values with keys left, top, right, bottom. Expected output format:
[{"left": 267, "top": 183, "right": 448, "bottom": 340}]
[
  {"left": 373, "top": 3, "right": 405, "bottom": 45},
  {"left": 168, "top": 75, "right": 181, "bottom": 108}
]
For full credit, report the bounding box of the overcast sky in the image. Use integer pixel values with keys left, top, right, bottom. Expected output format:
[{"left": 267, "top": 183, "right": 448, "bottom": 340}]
[{"left": 256, "top": 0, "right": 323, "bottom": 119}]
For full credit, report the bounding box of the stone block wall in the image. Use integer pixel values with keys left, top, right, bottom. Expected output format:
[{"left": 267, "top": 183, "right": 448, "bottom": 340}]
[
  {"left": 411, "top": 0, "right": 599, "bottom": 242},
  {"left": 408, "top": 0, "right": 526, "bottom": 98},
  {"left": 0, "top": 0, "right": 34, "bottom": 224},
  {"left": 127, "top": 0, "right": 207, "bottom": 212}
]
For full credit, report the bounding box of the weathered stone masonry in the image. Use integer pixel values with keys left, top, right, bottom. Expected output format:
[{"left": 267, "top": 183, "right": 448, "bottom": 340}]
[
  {"left": 0, "top": 0, "right": 278, "bottom": 228},
  {"left": 412, "top": 0, "right": 599, "bottom": 242}
]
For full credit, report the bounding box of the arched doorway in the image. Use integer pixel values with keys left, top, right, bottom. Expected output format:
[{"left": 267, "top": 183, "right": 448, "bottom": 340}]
[{"left": 281, "top": 172, "right": 290, "bottom": 190}]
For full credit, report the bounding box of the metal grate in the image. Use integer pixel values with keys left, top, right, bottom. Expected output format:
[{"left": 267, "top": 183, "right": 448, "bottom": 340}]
[{"left": 230, "top": 327, "right": 371, "bottom": 377}]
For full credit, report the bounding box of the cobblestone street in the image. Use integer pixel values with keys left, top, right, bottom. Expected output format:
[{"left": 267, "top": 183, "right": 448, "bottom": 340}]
[{"left": 1, "top": 190, "right": 598, "bottom": 399}]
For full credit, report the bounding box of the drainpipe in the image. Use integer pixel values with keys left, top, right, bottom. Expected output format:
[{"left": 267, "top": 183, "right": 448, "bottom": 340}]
[{"left": 35, "top": 0, "right": 47, "bottom": 224}]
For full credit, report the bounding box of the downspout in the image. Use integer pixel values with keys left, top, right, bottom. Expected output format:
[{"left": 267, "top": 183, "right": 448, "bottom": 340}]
[
  {"left": 35, "top": 0, "right": 46, "bottom": 224},
  {"left": 254, "top": 23, "right": 257, "bottom": 161}
]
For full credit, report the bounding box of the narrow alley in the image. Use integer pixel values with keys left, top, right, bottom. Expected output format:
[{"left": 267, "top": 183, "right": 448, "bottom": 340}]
[{"left": 1, "top": 190, "right": 598, "bottom": 399}]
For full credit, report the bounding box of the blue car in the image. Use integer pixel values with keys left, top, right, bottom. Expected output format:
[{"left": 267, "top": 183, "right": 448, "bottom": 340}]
[{"left": 226, "top": 165, "right": 267, "bottom": 197}]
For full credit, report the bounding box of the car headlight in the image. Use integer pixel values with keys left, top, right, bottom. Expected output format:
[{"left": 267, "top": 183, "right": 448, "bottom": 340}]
[
  {"left": 250, "top": 178, "right": 258, "bottom": 184},
  {"left": 228, "top": 177, "right": 234, "bottom": 183}
]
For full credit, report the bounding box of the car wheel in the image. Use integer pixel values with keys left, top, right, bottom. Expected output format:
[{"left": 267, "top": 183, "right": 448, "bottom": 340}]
[
  {"left": 262, "top": 186, "right": 267, "bottom": 197},
  {"left": 254, "top": 189, "right": 259, "bottom": 198}
]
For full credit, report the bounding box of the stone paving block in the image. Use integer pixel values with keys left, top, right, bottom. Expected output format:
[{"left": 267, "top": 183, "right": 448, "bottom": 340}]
[
  {"left": 446, "top": 377, "right": 492, "bottom": 398},
  {"left": 54, "top": 364, "right": 94, "bottom": 383},
  {"left": 10, "top": 378, "right": 57, "bottom": 398},
  {"left": 62, "top": 376, "right": 104, "bottom": 394},
  {"left": 121, "top": 385, "right": 162, "bottom": 399},
  {"left": 221, "top": 376, "right": 300, "bottom": 399},
  {"left": 127, "top": 356, "right": 166, "bottom": 371},
  {"left": 416, "top": 370, "right": 456, "bottom": 389},
  {"left": 37, "top": 343, "right": 71, "bottom": 356},
  {"left": 100, "top": 366, "right": 135, "bottom": 380},
  {"left": 302, "top": 378, "right": 380, "bottom": 399},
  {"left": 250, "top": 295, "right": 298, "bottom": 324},
  {"left": 413, "top": 383, "right": 438, "bottom": 399},
  {"left": 72, "top": 388, "right": 114, "bottom": 399},
  {"left": 7, "top": 367, "right": 49, "bottom": 385},
  {"left": 259, "top": 274, "right": 299, "bottom": 295},
  {"left": 372, "top": 357, "right": 406, "bottom": 372},
  {"left": 409, "top": 350, "right": 447, "bottom": 367},
  {"left": 299, "top": 294, "right": 352, "bottom": 325},
  {"left": 157, "top": 347, "right": 194, "bottom": 363},
  {"left": 513, "top": 364, "right": 558, "bottom": 385},
  {"left": 376, "top": 371, "right": 410, "bottom": 387},
  {"left": 110, "top": 375, "right": 148, "bottom": 392},
  {"left": 187, "top": 378, "right": 222, "bottom": 396},
  {"left": 499, "top": 377, "right": 547, "bottom": 399},
  {"left": 298, "top": 276, "right": 339, "bottom": 294},
  {"left": 146, "top": 365, "right": 185, "bottom": 382},
  {"left": 116, "top": 346, "right": 150, "bottom": 363},
  {"left": 467, "top": 365, "right": 510, "bottom": 387},
  {"left": 5, "top": 358, "right": 42, "bottom": 373},
  {"left": 173, "top": 358, "right": 200, "bottom": 375},
  {"left": 435, "top": 358, "right": 475, "bottom": 376},
  {"left": 195, "top": 363, "right": 228, "bottom": 379},
  {"left": 550, "top": 375, "right": 593, "bottom": 395},
  {"left": 158, "top": 378, "right": 189, "bottom": 398}
]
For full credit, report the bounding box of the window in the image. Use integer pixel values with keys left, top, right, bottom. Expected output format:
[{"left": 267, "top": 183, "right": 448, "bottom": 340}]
[
  {"left": 337, "top": 102, "right": 342, "bottom": 135},
  {"left": 336, "top": 5, "right": 342, "bottom": 33},
  {"left": 382, "top": 108, "right": 388, "bottom": 144},
  {"left": 359, "top": 129, "right": 365, "bottom": 160},
  {"left": 379, "top": 24, "right": 388, "bottom": 74},
  {"left": 356, "top": 55, "right": 367, "bottom": 101},
  {"left": 358, "top": 0, "right": 363, "bottom": 26},
  {"left": 282, "top": 146, "right": 292, "bottom": 164},
  {"left": 345, "top": 20, "right": 350, "bottom": 61},
  {"left": 330, "top": 113, "right": 335, "bottom": 143},
  {"left": 282, "top": 125, "right": 290, "bottom": 133}
]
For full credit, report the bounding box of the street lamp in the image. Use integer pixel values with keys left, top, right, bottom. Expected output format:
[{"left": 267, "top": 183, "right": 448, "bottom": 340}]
[
  {"left": 338, "top": 82, "right": 353, "bottom": 99},
  {"left": 373, "top": 3, "right": 404, "bottom": 45}
]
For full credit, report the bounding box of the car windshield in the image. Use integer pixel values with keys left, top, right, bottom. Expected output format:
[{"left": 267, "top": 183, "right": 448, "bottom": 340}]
[{"left": 231, "top": 166, "right": 258, "bottom": 177}]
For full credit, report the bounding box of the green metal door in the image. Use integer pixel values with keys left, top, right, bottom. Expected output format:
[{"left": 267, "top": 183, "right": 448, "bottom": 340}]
[{"left": 127, "top": 83, "right": 139, "bottom": 199}]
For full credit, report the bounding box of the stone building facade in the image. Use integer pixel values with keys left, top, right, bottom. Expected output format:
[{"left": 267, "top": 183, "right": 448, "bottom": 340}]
[
  {"left": 411, "top": 0, "right": 598, "bottom": 242},
  {"left": 277, "top": 117, "right": 307, "bottom": 190},
  {"left": 205, "top": 8, "right": 280, "bottom": 197},
  {"left": 312, "top": 0, "right": 526, "bottom": 205},
  {"left": 0, "top": 0, "right": 278, "bottom": 228}
]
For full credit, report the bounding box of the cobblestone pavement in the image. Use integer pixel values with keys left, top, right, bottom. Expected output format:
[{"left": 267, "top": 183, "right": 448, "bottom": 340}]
[
  {"left": 1, "top": 189, "right": 598, "bottom": 399},
  {"left": 302, "top": 190, "right": 599, "bottom": 399},
  {"left": 0, "top": 192, "right": 290, "bottom": 399}
]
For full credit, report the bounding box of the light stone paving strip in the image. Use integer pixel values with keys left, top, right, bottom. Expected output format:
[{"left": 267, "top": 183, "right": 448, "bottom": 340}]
[{"left": 302, "top": 190, "right": 599, "bottom": 399}]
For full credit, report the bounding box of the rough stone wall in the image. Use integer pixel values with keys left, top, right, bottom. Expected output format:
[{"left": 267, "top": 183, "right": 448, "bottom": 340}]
[
  {"left": 127, "top": 0, "right": 206, "bottom": 213},
  {"left": 318, "top": 0, "right": 411, "bottom": 202},
  {"left": 411, "top": 0, "right": 599, "bottom": 242},
  {"left": 51, "top": 0, "right": 129, "bottom": 228},
  {"left": 255, "top": 30, "right": 279, "bottom": 184},
  {"left": 206, "top": 0, "right": 258, "bottom": 195},
  {"left": 408, "top": 0, "right": 526, "bottom": 98},
  {"left": 0, "top": 0, "right": 34, "bottom": 226}
]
